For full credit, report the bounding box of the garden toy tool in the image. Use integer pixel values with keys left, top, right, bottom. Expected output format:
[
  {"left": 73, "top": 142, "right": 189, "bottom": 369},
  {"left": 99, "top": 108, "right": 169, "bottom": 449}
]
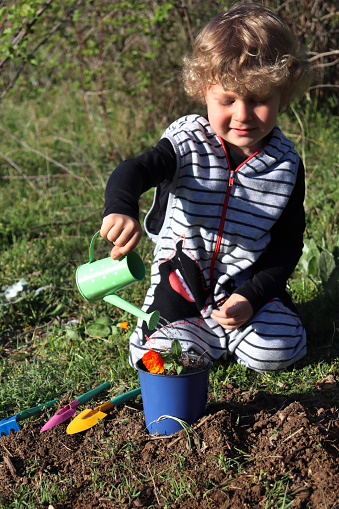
[
  {"left": 66, "top": 387, "right": 141, "bottom": 434},
  {"left": 0, "top": 399, "right": 58, "bottom": 436},
  {"left": 40, "top": 382, "right": 111, "bottom": 433},
  {"left": 76, "top": 232, "right": 160, "bottom": 329}
]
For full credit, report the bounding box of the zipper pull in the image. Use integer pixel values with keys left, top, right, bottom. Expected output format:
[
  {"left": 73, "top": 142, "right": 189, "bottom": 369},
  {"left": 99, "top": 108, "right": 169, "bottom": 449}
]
[{"left": 229, "top": 170, "right": 235, "bottom": 186}]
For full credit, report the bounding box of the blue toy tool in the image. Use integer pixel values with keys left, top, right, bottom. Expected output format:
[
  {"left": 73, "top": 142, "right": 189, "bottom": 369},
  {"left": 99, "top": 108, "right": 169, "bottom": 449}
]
[{"left": 0, "top": 399, "right": 58, "bottom": 436}]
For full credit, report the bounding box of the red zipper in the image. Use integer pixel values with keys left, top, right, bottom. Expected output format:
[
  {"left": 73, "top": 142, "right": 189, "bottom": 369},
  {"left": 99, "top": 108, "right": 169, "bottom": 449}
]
[{"left": 209, "top": 136, "right": 260, "bottom": 291}]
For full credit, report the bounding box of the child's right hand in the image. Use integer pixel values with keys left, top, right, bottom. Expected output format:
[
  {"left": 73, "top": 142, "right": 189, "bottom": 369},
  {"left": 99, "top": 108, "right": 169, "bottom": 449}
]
[{"left": 100, "top": 213, "right": 142, "bottom": 260}]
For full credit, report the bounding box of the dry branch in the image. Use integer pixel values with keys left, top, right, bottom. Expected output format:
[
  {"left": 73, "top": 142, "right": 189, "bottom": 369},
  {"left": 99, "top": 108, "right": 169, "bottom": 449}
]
[
  {"left": 0, "top": 149, "right": 40, "bottom": 194},
  {"left": 308, "top": 50, "right": 339, "bottom": 62},
  {"left": 3, "top": 456, "right": 17, "bottom": 479},
  {"left": 0, "top": 126, "right": 82, "bottom": 180}
]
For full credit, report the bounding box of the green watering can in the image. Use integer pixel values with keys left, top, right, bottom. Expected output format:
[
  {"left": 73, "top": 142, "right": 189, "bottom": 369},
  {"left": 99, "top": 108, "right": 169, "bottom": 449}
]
[{"left": 76, "top": 231, "right": 160, "bottom": 329}]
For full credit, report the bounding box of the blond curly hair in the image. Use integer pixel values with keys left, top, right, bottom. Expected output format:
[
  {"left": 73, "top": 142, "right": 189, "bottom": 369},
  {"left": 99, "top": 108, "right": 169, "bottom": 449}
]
[{"left": 182, "top": 3, "right": 311, "bottom": 111}]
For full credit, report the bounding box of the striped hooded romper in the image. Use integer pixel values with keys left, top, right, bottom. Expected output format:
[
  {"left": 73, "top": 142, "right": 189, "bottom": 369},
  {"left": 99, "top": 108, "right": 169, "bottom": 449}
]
[{"left": 106, "top": 115, "right": 307, "bottom": 372}]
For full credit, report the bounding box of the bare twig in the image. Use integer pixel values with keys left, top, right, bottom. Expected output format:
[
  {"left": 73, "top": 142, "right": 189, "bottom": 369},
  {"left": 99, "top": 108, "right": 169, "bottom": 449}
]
[
  {"left": 29, "top": 209, "right": 102, "bottom": 230},
  {"left": 308, "top": 50, "right": 339, "bottom": 62},
  {"left": 147, "top": 465, "right": 160, "bottom": 505},
  {"left": 282, "top": 426, "right": 304, "bottom": 443},
  {"left": 0, "top": 149, "right": 40, "bottom": 194},
  {"left": 0, "top": 0, "right": 16, "bottom": 33},
  {"left": 309, "top": 84, "right": 339, "bottom": 90},
  {"left": 99, "top": 0, "right": 111, "bottom": 147},
  {"left": 313, "top": 58, "right": 339, "bottom": 69},
  {"left": 179, "top": 0, "right": 194, "bottom": 44},
  {"left": 0, "top": 445, "right": 13, "bottom": 457},
  {"left": 15, "top": 320, "right": 55, "bottom": 339},
  {"left": 3, "top": 456, "right": 17, "bottom": 479},
  {"left": 291, "top": 105, "right": 306, "bottom": 170},
  {"left": 0, "top": 126, "right": 82, "bottom": 180},
  {"left": 71, "top": 15, "right": 91, "bottom": 144},
  {"left": 58, "top": 441, "right": 74, "bottom": 451},
  {"left": 0, "top": 173, "right": 77, "bottom": 180}
]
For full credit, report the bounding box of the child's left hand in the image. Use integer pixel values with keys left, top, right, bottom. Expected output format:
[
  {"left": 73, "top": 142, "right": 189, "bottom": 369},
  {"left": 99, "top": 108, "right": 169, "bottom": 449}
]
[{"left": 211, "top": 294, "right": 253, "bottom": 330}]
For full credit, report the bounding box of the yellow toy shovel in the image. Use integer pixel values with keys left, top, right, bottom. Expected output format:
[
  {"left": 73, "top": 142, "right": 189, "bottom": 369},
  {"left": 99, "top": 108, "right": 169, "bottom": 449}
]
[{"left": 66, "top": 387, "right": 141, "bottom": 434}]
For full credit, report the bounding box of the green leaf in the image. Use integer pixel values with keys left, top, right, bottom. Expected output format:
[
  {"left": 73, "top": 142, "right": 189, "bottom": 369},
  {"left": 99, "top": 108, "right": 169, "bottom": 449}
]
[
  {"left": 47, "top": 303, "right": 64, "bottom": 316},
  {"left": 176, "top": 364, "right": 184, "bottom": 375},
  {"left": 318, "top": 251, "right": 335, "bottom": 285},
  {"left": 85, "top": 323, "right": 111, "bottom": 338},
  {"left": 325, "top": 266, "right": 339, "bottom": 296},
  {"left": 65, "top": 328, "right": 81, "bottom": 340},
  {"left": 94, "top": 316, "right": 115, "bottom": 325},
  {"left": 171, "top": 338, "right": 182, "bottom": 359},
  {"left": 307, "top": 255, "right": 319, "bottom": 278},
  {"left": 302, "top": 238, "right": 318, "bottom": 256}
]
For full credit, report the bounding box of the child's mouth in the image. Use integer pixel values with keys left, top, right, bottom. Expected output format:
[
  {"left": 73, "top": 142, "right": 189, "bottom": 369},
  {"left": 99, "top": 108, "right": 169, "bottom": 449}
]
[{"left": 232, "top": 128, "right": 253, "bottom": 135}]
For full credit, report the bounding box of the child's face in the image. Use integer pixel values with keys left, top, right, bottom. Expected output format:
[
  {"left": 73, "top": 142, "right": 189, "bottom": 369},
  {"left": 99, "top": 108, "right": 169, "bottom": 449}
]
[{"left": 204, "top": 84, "right": 281, "bottom": 157}]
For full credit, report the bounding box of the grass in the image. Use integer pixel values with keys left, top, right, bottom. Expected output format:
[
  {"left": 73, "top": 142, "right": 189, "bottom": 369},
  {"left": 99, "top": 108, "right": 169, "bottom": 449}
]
[{"left": 0, "top": 86, "right": 338, "bottom": 507}]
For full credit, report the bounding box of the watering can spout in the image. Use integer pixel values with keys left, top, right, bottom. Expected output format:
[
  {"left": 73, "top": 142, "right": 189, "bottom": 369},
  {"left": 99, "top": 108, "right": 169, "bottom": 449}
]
[
  {"left": 103, "top": 294, "right": 160, "bottom": 330},
  {"left": 76, "top": 232, "right": 160, "bottom": 329}
]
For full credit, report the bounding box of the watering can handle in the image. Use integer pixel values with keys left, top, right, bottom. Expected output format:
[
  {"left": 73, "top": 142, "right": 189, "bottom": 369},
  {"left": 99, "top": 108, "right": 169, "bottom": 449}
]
[
  {"left": 88, "top": 231, "right": 123, "bottom": 264},
  {"left": 89, "top": 231, "right": 101, "bottom": 263}
]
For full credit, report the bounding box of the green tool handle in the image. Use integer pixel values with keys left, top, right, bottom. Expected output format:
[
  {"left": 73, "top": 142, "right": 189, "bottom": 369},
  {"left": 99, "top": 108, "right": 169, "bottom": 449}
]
[
  {"left": 99, "top": 387, "right": 142, "bottom": 413},
  {"left": 17, "top": 399, "right": 59, "bottom": 422},
  {"left": 76, "top": 382, "right": 110, "bottom": 405},
  {"left": 111, "top": 387, "right": 141, "bottom": 406}
]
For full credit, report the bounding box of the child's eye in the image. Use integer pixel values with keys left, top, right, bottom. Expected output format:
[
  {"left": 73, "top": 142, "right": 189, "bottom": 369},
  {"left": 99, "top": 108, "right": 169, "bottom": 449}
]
[
  {"left": 219, "top": 100, "right": 233, "bottom": 106},
  {"left": 252, "top": 98, "right": 267, "bottom": 105}
]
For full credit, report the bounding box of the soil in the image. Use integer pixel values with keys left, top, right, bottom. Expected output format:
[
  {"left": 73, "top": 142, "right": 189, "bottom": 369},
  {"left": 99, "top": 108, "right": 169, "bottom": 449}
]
[{"left": 0, "top": 377, "right": 338, "bottom": 509}]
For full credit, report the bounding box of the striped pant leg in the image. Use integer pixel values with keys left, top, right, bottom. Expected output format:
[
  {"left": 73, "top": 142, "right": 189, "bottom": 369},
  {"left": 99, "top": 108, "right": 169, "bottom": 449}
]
[
  {"left": 227, "top": 298, "right": 307, "bottom": 372},
  {"left": 129, "top": 316, "right": 227, "bottom": 368}
]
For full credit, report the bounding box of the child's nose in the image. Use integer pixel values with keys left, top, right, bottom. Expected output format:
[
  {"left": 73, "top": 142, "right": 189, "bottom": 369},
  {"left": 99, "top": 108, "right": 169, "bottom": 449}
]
[{"left": 234, "top": 101, "right": 252, "bottom": 122}]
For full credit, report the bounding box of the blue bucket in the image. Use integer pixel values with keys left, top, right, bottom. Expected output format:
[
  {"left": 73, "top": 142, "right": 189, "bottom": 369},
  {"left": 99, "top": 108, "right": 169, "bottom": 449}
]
[{"left": 137, "top": 359, "right": 211, "bottom": 435}]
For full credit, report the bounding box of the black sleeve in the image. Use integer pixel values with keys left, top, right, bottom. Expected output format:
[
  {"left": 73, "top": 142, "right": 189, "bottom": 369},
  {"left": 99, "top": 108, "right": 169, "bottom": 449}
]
[
  {"left": 103, "top": 138, "right": 176, "bottom": 221},
  {"left": 234, "top": 160, "right": 306, "bottom": 314}
]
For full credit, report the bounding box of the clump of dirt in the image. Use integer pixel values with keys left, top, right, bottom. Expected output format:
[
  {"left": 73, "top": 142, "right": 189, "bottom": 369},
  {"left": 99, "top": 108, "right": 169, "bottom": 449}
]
[{"left": 0, "top": 378, "right": 338, "bottom": 508}]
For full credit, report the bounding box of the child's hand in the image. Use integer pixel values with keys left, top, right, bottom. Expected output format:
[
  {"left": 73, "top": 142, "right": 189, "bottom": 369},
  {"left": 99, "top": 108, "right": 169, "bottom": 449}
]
[
  {"left": 100, "top": 213, "right": 142, "bottom": 260},
  {"left": 211, "top": 294, "right": 253, "bottom": 330}
]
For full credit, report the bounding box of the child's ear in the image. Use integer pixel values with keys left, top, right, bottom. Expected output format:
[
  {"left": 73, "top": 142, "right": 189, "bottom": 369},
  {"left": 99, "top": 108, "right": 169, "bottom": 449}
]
[
  {"left": 278, "top": 98, "right": 289, "bottom": 113},
  {"left": 277, "top": 89, "right": 288, "bottom": 113}
]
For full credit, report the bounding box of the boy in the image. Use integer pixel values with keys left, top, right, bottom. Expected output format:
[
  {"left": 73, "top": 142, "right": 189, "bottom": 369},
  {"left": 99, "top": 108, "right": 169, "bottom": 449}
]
[{"left": 100, "top": 3, "right": 311, "bottom": 372}]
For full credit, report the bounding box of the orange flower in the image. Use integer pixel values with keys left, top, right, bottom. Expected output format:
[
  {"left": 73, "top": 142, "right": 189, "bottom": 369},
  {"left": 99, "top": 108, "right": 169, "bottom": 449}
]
[
  {"left": 142, "top": 350, "right": 164, "bottom": 374},
  {"left": 119, "top": 321, "right": 129, "bottom": 329}
]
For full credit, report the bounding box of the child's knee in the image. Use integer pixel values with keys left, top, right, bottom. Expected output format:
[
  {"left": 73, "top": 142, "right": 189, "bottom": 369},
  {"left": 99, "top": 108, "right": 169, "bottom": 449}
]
[{"left": 232, "top": 332, "right": 307, "bottom": 372}]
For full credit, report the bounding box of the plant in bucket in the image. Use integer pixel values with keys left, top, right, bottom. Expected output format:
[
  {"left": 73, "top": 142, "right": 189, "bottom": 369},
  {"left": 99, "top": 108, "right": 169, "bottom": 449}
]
[{"left": 137, "top": 339, "right": 212, "bottom": 436}]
